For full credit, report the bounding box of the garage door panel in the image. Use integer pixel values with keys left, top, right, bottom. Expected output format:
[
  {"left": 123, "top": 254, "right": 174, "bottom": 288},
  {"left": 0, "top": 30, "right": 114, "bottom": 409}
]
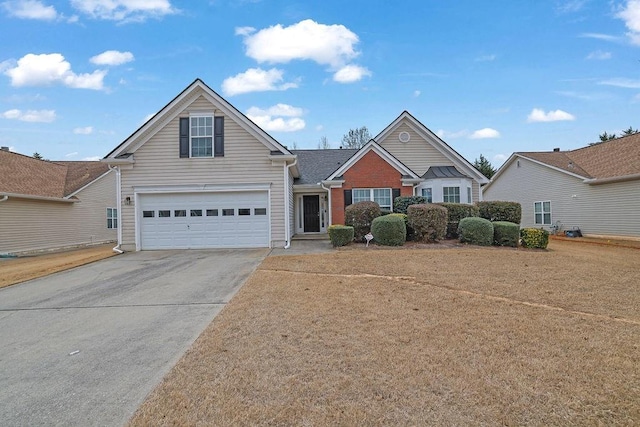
[{"left": 139, "top": 191, "right": 269, "bottom": 249}]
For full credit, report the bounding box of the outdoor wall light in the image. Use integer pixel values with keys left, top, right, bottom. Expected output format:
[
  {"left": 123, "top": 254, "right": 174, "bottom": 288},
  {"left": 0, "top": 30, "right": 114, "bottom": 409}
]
[{"left": 125, "top": 196, "right": 131, "bottom": 205}]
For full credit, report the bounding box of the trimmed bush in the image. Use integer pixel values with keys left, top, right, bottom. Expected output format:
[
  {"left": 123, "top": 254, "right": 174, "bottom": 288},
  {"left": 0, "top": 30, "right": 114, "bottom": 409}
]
[
  {"left": 407, "top": 204, "right": 447, "bottom": 243},
  {"left": 371, "top": 213, "right": 406, "bottom": 246},
  {"left": 520, "top": 228, "right": 549, "bottom": 249},
  {"left": 493, "top": 221, "right": 519, "bottom": 247},
  {"left": 393, "top": 195, "right": 427, "bottom": 215},
  {"left": 436, "top": 203, "right": 480, "bottom": 238},
  {"left": 328, "top": 225, "right": 354, "bottom": 247},
  {"left": 345, "top": 201, "right": 381, "bottom": 242},
  {"left": 477, "top": 201, "right": 522, "bottom": 224},
  {"left": 458, "top": 217, "right": 494, "bottom": 246}
]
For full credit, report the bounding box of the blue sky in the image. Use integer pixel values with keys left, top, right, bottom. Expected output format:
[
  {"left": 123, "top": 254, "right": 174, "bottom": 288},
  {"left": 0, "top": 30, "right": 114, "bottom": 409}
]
[{"left": 2, "top": 0, "right": 640, "bottom": 167}]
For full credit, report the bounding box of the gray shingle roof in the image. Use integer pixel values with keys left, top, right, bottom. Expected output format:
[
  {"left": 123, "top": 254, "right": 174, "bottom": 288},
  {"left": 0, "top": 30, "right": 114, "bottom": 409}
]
[
  {"left": 291, "top": 149, "right": 358, "bottom": 185},
  {"left": 422, "top": 166, "right": 468, "bottom": 179}
]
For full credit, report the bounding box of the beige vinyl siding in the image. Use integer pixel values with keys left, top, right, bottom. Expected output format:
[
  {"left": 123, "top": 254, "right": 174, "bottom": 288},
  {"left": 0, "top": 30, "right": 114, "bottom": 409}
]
[
  {"left": 0, "top": 171, "right": 117, "bottom": 254},
  {"left": 483, "top": 157, "right": 640, "bottom": 237},
  {"left": 378, "top": 123, "right": 453, "bottom": 176},
  {"left": 119, "top": 95, "right": 287, "bottom": 249}
]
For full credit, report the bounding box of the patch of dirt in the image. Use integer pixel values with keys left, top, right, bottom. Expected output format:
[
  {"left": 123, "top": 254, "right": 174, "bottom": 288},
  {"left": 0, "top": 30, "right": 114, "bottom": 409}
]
[
  {"left": 129, "top": 239, "right": 640, "bottom": 426},
  {"left": 0, "top": 244, "right": 118, "bottom": 288}
]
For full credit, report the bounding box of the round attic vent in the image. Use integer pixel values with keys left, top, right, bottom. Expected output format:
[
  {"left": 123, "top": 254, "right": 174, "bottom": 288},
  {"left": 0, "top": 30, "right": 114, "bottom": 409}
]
[{"left": 399, "top": 131, "right": 410, "bottom": 143}]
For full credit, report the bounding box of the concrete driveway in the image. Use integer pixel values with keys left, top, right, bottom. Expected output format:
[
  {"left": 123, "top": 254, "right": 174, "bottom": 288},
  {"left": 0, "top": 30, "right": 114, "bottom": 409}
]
[{"left": 0, "top": 248, "right": 268, "bottom": 426}]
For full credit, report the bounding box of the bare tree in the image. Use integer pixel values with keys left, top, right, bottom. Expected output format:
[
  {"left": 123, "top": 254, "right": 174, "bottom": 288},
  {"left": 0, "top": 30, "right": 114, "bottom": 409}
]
[
  {"left": 341, "top": 126, "right": 371, "bottom": 149},
  {"left": 317, "top": 136, "right": 331, "bottom": 149}
]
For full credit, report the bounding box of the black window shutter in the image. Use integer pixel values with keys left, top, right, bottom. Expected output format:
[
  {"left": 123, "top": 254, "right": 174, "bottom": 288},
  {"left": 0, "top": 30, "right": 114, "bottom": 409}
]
[
  {"left": 214, "top": 116, "right": 224, "bottom": 157},
  {"left": 179, "top": 117, "right": 189, "bottom": 158},
  {"left": 344, "top": 189, "right": 352, "bottom": 207},
  {"left": 392, "top": 188, "right": 401, "bottom": 210}
]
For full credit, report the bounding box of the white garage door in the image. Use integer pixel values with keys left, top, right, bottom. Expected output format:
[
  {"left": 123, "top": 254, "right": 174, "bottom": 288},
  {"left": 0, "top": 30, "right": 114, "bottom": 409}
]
[{"left": 139, "top": 192, "right": 269, "bottom": 249}]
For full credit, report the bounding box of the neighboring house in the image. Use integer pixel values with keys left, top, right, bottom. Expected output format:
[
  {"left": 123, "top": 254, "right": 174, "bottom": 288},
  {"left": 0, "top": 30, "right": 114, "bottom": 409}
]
[
  {"left": 0, "top": 148, "right": 117, "bottom": 254},
  {"left": 482, "top": 135, "right": 640, "bottom": 238},
  {"left": 103, "top": 79, "right": 488, "bottom": 251}
]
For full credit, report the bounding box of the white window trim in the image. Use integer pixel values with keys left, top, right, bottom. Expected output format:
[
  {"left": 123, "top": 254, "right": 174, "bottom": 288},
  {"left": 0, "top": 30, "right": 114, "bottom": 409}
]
[
  {"left": 421, "top": 187, "right": 433, "bottom": 203},
  {"left": 417, "top": 178, "right": 473, "bottom": 204},
  {"left": 442, "top": 186, "right": 461, "bottom": 203},
  {"left": 189, "top": 113, "right": 214, "bottom": 158},
  {"left": 107, "top": 207, "right": 118, "bottom": 229},
  {"left": 352, "top": 188, "right": 392, "bottom": 211},
  {"left": 534, "top": 201, "right": 552, "bottom": 225}
]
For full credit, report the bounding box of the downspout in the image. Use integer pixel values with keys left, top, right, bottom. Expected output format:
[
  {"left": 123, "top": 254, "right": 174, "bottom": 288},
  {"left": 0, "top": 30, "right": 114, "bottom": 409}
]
[
  {"left": 283, "top": 157, "right": 298, "bottom": 249},
  {"left": 320, "top": 182, "right": 332, "bottom": 226},
  {"left": 109, "top": 165, "right": 123, "bottom": 254},
  {"left": 0, "top": 195, "right": 7, "bottom": 203}
]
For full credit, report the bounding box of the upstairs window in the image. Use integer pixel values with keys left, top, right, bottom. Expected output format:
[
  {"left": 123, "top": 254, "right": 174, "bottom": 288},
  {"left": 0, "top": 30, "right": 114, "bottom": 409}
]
[{"left": 179, "top": 116, "right": 224, "bottom": 158}]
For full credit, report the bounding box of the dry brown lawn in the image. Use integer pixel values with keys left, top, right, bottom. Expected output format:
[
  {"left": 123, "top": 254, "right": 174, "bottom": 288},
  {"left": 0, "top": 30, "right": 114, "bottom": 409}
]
[
  {"left": 0, "top": 244, "right": 117, "bottom": 288},
  {"left": 130, "top": 240, "right": 640, "bottom": 426}
]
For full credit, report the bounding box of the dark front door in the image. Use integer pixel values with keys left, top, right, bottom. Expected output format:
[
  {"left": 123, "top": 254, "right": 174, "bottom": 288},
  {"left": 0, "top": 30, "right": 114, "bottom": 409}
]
[{"left": 303, "top": 195, "right": 320, "bottom": 232}]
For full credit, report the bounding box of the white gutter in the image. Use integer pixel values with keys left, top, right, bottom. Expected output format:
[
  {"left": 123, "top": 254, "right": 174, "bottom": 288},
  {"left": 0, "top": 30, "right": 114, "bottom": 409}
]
[
  {"left": 0, "top": 195, "right": 7, "bottom": 203},
  {"left": 583, "top": 173, "right": 640, "bottom": 185},
  {"left": 0, "top": 192, "right": 75, "bottom": 203},
  {"left": 109, "top": 165, "right": 123, "bottom": 254},
  {"left": 283, "top": 157, "right": 298, "bottom": 249}
]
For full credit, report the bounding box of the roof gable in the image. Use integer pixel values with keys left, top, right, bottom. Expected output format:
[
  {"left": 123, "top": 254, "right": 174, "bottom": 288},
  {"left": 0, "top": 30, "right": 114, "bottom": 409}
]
[
  {"left": 374, "top": 111, "right": 489, "bottom": 183},
  {"left": 0, "top": 150, "right": 110, "bottom": 199},
  {"left": 326, "top": 140, "right": 419, "bottom": 181},
  {"left": 105, "top": 78, "right": 292, "bottom": 159}
]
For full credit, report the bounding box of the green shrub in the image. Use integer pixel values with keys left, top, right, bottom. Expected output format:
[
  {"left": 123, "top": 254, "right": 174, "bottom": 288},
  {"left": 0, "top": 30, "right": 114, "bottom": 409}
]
[
  {"left": 407, "top": 204, "right": 447, "bottom": 243},
  {"left": 436, "top": 203, "right": 479, "bottom": 238},
  {"left": 345, "top": 201, "right": 381, "bottom": 242},
  {"left": 328, "top": 225, "right": 354, "bottom": 247},
  {"left": 393, "top": 195, "right": 427, "bottom": 215},
  {"left": 371, "top": 214, "right": 406, "bottom": 246},
  {"left": 520, "top": 228, "right": 549, "bottom": 249},
  {"left": 477, "top": 201, "right": 522, "bottom": 224},
  {"left": 493, "top": 221, "right": 519, "bottom": 247},
  {"left": 458, "top": 217, "right": 494, "bottom": 246}
]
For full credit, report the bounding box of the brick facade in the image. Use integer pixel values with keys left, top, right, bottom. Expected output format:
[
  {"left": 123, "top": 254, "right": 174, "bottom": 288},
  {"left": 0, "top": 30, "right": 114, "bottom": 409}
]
[{"left": 331, "top": 150, "right": 413, "bottom": 224}]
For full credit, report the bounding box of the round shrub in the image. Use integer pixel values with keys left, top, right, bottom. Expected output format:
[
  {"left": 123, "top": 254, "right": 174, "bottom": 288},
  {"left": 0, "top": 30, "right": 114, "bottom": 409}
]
[
  {"left": 436, "top": 203, "right": 479, "bottom": 238},
  {"left": 493, "top": 221, "right": 519, "bottom": 247},
  {"left": 407, "top": 204, "right": 447, "bottom": 243},
  {"left": 371, "top": 214, "right": 406, "bottom": 246},
  {"left": 458, "top": 217, "right": 494, "bottom": 246},
  {"left": 328, "top": 225, "right": 354, "bottom": 247},
  {"left": 477, "top": 201, "right": 522, "bottom": 224},
  {"left": 345, "top": 201, "right": 381, "bottom": 242},
  {"left": 520, "top": 228, "right": 549, "bottom": 249}
]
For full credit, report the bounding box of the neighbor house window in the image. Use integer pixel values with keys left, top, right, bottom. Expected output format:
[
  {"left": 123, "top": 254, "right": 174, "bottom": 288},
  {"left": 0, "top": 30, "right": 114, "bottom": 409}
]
[
  {"left": 534, "top": 201, "right": 551, "bottom": 225},
  {"left": 443, "top": 187, "right": 460, "bottom": 203},
  {"left": 352, "top": 188, "right": 392, "bottom": 211},
  {"left": 107, "top": 207, "right": 117, "bottom": 229},
  {"left": 190, "top": 116, "right": 213, "bottom": 157},
  {"left": 421, "top": 188, "right": 433, "bottom": 203},
  {"left": 467, "top": 187, "right": 472, "bottom": 204}
]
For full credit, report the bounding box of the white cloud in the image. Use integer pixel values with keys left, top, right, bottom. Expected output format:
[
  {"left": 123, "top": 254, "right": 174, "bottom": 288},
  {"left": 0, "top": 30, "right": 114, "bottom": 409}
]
[
  {"left": 73, "top": 126, "right": 93, "bottom": 134},
  {"left": 235, "top": 26, "right": 255, "bottom": 36},
  {"left": 333, "top": 64, "right": 371, "bottom": 83},
  {"left": 586, "top": 50, "right": 612, "bottom": 60},
  {"left": 65, "top": 151, "right": 78, "bottom": 157},
  {"left": 240, "top": 19, "right": 360, "bottom": 68},
  {"left": 4, "top": 53, "right": 106, "bottom": 90},
  {"left": 475, "top": 54, "right": 496, "bottom": 62},
  {"left": 70, "top": 0, "right": 176, "bottom": 22},
  {"left": 616, "top": 0, "right": 640, "bottom": 45},
  {"left": 1, "top": 109, "right": 56, "bottom": 122},
  {"left": 527, "top": 108, "right": 576, "bottom": 122},
  {"left": 141, "top": 113, "right": 155, "bottom": 124},
  {"left": 578, "top": 32, "right": 621, "bottom": 42},
  {"left": 2, "top": 0, "right": 57, "bottom": 20},
  {"left": 82, "top": 155, "right": 101, "bottom": 161},
  {"left": 556, "top": 0, "right": 586, "bottom": 13},
  {"left": 315, "top": 125, "right": 324, "bottom": 131},
  {"left": 246, "top": 103, "right": 305, "bottom": 132},
  {"left": 90, "top": 50, "right": 134, "bottom": 66},
  {"left": 413, "top": 90, "right": 421, "bottom": 98},
  {"left": 599, "top": 77, "right": 640, "bottom": 88},
  {"left": 470, "top": 128, "right": 501, "bottom": 139},
  {"left": 221, "top": 67, "right": 297, "bottom": 96}
]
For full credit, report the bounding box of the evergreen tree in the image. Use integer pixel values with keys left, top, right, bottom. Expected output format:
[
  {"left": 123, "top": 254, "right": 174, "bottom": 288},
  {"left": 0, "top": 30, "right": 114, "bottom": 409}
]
[{"left": 473, "top": 154, "right": 496, "bottom": 179}]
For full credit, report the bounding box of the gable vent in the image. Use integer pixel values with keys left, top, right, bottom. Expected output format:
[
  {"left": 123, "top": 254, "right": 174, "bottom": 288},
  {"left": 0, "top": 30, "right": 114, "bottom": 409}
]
[{"left": 399, "top": 131, "right": 410, "bottom": 143}]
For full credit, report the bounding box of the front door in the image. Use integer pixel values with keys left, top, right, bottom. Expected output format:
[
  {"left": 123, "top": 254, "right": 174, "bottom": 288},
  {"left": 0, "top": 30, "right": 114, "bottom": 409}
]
[{"left": 303, "top": 195, "right": 320, "bottom": 232}]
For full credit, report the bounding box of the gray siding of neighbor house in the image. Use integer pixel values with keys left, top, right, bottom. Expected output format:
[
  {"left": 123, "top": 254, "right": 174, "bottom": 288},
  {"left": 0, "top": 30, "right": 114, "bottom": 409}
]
[
  {"left": 377, "top": 122, "right": 482, "bottom": 203},
  {"left": 483, "top": 156, "right": 640, "bottom": 237},
  {"left": 119, "top": 94, "right": 287, "bottom": 250},
  {"left": 0, "top": 171, "right": 117, "bottom": 254}
]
